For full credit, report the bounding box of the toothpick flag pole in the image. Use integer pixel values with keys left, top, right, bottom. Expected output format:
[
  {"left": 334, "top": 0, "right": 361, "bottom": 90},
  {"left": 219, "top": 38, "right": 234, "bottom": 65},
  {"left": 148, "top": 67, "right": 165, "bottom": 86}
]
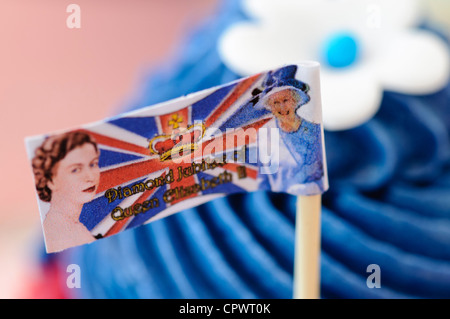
[{"left": 293, "top": 194, "right": 322, "bottom": 299}]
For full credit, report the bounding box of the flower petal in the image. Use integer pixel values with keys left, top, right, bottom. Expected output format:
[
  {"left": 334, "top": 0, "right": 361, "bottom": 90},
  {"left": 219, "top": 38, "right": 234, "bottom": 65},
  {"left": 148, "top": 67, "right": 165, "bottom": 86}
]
[
  {"left": 321, "top": 64, "right": 383, "bottom": 131},
  {"left": 243, "top": 0, "right": 421, "bottom": 29},
  {"left": 243, "top": 0, "right": 332, "bottom": 22},
  {"left": 218, "top": 22, "right": 316, "bottom": 76},
  {"left": 374, "top": 30, "right": 450, "bottom": 94},
  {"left": 368, "top": 0, "right": 421, "bottom": 29}
]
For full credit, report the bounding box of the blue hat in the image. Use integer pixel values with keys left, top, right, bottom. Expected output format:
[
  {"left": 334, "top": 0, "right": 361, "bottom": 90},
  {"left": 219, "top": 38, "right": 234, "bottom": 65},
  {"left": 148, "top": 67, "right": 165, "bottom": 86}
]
[{"left": 249, "top": 65, "right": 310, "bottom": 109}]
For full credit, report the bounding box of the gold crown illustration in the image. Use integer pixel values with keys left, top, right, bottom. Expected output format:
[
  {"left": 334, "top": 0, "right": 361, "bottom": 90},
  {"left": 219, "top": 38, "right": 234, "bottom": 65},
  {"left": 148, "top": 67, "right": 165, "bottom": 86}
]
[{"left": 149, "top": 123, "right": 205, "bottom": 161}]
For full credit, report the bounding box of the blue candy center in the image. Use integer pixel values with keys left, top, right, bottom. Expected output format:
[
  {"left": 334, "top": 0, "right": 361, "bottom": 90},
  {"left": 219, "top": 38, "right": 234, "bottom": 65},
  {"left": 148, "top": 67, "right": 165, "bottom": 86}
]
[{"left": 322, "top": 32, "right": 359, "bottom": 68}]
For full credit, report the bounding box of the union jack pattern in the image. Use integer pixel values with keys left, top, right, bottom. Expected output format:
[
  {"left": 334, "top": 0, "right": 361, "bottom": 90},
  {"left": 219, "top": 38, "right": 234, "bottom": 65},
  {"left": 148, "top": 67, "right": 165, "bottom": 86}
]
[{"left": 26, "top": 64, "right": 327, "bottom": 249}]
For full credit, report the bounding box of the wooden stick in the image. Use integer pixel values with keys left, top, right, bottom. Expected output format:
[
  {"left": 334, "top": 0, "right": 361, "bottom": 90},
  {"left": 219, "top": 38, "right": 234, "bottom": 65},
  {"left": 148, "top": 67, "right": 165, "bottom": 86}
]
[{"left": 293, "top": 194, "right": 322, "bottom": 299}]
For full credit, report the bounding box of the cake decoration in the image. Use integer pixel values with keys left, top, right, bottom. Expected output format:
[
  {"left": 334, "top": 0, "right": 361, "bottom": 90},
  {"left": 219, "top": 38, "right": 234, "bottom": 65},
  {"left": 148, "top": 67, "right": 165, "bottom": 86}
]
[
  {"left": 25, "top": 63, "right": 328, "bottom": 253},
  {"left": 219, "top": 0, "right": 450, "bottom": 130}
]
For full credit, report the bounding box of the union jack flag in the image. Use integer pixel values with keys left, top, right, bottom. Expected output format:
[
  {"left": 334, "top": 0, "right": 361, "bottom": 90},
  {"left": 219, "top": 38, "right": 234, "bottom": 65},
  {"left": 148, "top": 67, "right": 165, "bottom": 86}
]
[{"left": 26, "top": 64, "right": 327, "bottom": 251}]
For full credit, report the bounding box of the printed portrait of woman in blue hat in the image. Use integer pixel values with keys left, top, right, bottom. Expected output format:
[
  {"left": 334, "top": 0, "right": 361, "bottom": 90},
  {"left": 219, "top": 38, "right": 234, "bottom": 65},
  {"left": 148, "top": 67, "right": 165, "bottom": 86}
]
[{"left": 254, "top": 66, "right": 325, "bottom": 195}]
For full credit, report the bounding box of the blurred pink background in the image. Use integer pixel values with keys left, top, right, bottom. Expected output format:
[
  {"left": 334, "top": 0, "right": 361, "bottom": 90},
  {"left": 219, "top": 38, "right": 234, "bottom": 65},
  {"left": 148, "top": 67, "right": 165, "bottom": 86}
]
[{"left": 0, "top": 0, "right": 217, "bottom": 298}]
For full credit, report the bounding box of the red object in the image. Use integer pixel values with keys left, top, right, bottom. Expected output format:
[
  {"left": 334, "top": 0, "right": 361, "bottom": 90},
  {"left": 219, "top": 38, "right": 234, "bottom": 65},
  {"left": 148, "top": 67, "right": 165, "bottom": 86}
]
[{"left": 22, "top": 260, "right": 71, "bottom": 299}]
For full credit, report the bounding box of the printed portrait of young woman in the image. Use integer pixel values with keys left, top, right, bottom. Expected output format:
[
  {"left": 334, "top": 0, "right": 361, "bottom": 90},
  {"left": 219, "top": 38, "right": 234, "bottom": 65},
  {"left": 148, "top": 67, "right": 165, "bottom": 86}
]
[{"left": 31, "top": 131, "right": 101, "bottom": 252}]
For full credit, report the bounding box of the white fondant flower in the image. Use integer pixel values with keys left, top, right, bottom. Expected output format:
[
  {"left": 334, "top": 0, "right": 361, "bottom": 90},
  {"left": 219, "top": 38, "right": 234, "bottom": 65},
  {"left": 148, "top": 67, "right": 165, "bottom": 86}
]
[{"left": 218, "top": 0, "right": 450, "bottom": 130}]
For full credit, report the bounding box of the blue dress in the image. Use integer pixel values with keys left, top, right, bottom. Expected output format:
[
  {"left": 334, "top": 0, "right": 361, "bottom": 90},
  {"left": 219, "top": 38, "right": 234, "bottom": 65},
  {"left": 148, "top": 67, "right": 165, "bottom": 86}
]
[{"left": 257, "top": 118, "right": 326, "bottom": 195}]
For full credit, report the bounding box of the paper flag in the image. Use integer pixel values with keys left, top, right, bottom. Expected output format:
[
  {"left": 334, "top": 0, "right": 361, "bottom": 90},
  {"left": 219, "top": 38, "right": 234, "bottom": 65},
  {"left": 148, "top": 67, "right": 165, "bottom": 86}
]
[{"left": 25, "top": 62, "right": 328, "bottom": 253}]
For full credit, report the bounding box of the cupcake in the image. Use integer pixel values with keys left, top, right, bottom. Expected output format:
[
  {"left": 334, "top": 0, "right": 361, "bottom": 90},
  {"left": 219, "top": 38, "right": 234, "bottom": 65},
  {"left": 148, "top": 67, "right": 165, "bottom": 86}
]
[{"left": 29, "top": 0, "right": 450, "bottom": 298}]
